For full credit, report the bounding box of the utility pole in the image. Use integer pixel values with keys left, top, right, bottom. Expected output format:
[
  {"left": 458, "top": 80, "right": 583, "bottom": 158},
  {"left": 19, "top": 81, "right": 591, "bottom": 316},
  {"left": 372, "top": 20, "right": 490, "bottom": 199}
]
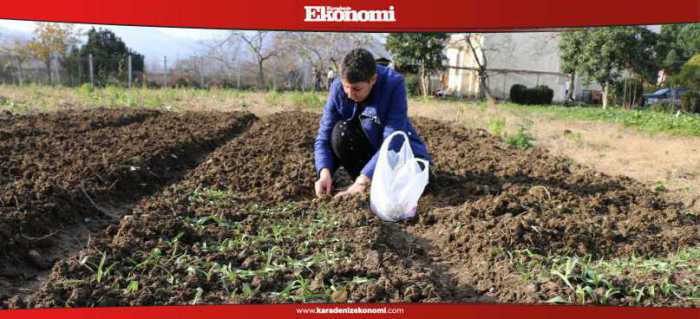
[
  {"left": 163, "top": 56, "right": 168, "bottom": 88},
  {"left": 88, "top": 54, "right": 94, "bottom": 86},
  {"left": 128, "top": 55, "right": 133, "bottom": 88},
  {"left": 199, "top": 56, "right": 205, "bottom": 88}
]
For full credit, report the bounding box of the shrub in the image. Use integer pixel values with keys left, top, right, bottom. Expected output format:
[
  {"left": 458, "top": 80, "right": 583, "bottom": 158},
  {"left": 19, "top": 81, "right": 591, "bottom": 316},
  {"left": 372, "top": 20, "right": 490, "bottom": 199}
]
[
  {"left": 505, "top": 127, "right": 535, "bottom": 149},
  {"left": 510, "top": 84, "right": 553, "bottom": 105},
  {"left": 510, "top": 84, "right": 527, "bottom": 104},
  {"left": 680, "top": 91, "right": 700, "bottom": 113},
  {"left": 671, "top": 54, "right": 700, "bottom": 90},
  {"left": 404, "top": 74, "right": 421, "bottom": 96},
  {"left": 650, "top": 101, "right": 676, "bottom": 113},
  {"left": 534, "top": 85, "right": 554, "bottom": 105}
]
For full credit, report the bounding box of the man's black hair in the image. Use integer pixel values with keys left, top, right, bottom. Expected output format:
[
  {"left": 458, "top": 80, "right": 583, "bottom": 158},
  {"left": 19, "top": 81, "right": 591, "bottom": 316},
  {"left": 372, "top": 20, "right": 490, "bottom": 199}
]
[{"left": 341, "top": 48, "right": 377, "bottom": 83}]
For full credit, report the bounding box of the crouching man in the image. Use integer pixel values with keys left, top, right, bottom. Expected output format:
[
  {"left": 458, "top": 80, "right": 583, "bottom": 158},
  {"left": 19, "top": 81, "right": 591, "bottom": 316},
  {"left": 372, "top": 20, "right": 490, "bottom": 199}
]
[{"left": 314, "top": 48, "right": 432, "bottom": 199}]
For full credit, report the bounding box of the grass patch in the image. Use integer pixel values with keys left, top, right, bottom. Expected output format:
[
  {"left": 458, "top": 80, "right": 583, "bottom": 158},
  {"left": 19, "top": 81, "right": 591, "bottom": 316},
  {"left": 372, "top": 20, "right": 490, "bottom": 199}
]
[
  {"left": 487, "top": 117, "right": 506, "bottom": 137},
  {"left": 288, "top": 91, "right": 325, "bottom": 110},
  {"left": 510, "top": 247, "right": 700, "bottom": 305},
  {"left": 499, "top": 103, "right": 700, "bottom": 137},
  {"left": 504, "top": 127, "right": 535, "bottom": 150},
  {"left": 0, "top": 84, "right": 259, "bottom": 113},
  {"left": 485, "top": 116, "right": 535, "bottom": 149},
  {"left": 3, "top": 85, "right": 699, "bottom": 138},
  {"left": 654, "top": 181, "right": 668, "bottom": 192},
  {"left": 264, "top": 90, "right": 283, "bottom": 107}
]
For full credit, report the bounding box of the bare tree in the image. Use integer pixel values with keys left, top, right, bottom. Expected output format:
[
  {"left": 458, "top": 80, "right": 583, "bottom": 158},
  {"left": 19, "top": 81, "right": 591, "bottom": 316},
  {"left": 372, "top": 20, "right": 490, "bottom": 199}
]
[
  {"left": 263, "top": 42, "right": 305, "bottom": 90},
  {"left": 198, "top": 32, "right": 381, "bottom": 90},
  {"left": 463, "top": 34, "right": 496, "bottom": 103},
  {"left": 170, "top": 54, "right": 206, "bottom": 87},
  {"left": 234, "top": 31, "right": 276, "bottom": 89},
  {"left": 1, "top": 38, "right": 33, "bottom": 85},
  {"left": 26, "top": 23, "right": 81, "bottom": 84},
  {"left": 201, "top": 35, "right": 243, "bottom": 87},
  {"left": 277, "top": 32, "right": 378, "bottom": 84}
]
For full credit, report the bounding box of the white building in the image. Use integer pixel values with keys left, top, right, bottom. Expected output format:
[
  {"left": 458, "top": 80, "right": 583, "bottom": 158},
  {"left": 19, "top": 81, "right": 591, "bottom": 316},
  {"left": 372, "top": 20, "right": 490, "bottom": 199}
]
[{"left": 444, "top": 33, "right": 601, "bottom": 103}]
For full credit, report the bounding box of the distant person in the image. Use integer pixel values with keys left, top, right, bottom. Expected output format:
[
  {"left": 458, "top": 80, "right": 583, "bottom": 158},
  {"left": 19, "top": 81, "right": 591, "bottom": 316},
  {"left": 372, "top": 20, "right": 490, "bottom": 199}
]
[
  {"left": 326, "top": 67, "right": 336, "bottom": 90},
  {"left": 313, "top": 48, "right": 432, "bottom": 199},
  {"left": 313, "top": 67, "right": 322, "bottom": 91},
  {"left": 657, "top": 69, "right": 667, "bottom": 86}
]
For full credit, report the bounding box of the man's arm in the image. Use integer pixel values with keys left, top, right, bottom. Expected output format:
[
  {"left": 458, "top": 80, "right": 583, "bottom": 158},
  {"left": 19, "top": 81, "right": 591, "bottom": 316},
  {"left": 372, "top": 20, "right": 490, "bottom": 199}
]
[
  {"left": 314, "top": 84, "right": 340, "bottom": 176},
  {"left": 360, "top": 78, "right": 409, "bottom": 179}
]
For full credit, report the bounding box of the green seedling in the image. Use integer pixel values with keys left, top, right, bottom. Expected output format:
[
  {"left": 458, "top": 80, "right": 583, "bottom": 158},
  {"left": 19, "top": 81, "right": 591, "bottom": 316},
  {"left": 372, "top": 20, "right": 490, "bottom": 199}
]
[
  {"left": 583, "top": 268, "right": 606, "bottom": 287},
  {"left": 601, "top": 288, "right": 620, "bottom": 304},
  {"left": 551, "top": 257, "right": 578, "bottom": 291},
  {"left": 276, "top": 279, "right": 302, "bottom": 301},
  {"left": 488, "top": 118, "right": 506, "bottom": 137},
  {"left": 95, "top": 252, "right": 115, "bottom": 284},
  {"left": 126, "top": 280, "right": 139, "bottom": 294},
  {"left": 513, "top": 246, "right": 699, "bottom": 305},
  {"left": 191, "top": 287, "right": 204, "bottom": 305},
  {"left": 546, "top": 296, "right": 568, "bottom": 304},
  {"left": 654, "top": 181, "right": 667, "bottom": 192},
  {"left": 241, "top": 283, "right": 255, "bottom": 300},
  {"left": 206, "top": 263, "right": 220, "bottom": 282},
  {"left": 80, "top": 252, "right": 115, "bottom": 284},
  {"left": 351, "top": 276, "right": 373, "bottom": 285},
  {"left": 505, "top": 127, "right": 535, "bottom": 149},
  {"left": 631, "top": 286, "right": 646, "bottom": 303}
]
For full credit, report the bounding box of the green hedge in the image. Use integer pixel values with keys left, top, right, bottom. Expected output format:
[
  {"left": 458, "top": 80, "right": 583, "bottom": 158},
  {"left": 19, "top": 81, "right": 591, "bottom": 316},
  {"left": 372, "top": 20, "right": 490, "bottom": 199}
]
[{"left": 510, "top": 84, "right": 554, "bottom": 105}]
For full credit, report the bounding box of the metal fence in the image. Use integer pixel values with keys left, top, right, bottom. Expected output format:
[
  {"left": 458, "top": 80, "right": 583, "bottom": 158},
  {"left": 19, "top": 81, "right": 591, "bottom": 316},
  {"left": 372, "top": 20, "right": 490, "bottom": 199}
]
[
  {"left": 0, "top": 52, "right": 328, "bottom": 92},
  {"left": 0, "top": 53, "right": 144, "bottom": 87}
]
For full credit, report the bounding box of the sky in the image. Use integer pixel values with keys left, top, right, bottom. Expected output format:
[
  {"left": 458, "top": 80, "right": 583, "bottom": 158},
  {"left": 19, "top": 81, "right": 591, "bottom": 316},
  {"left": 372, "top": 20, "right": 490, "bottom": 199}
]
[
  {"left": 0, "top": 19, "right": 662, "bottom": 71},
  {"left": 0, "top": 19, "right": 231, "bottom": 68},
  {"left": 0, "top": 19, "right": 392, "bottom": 72}
]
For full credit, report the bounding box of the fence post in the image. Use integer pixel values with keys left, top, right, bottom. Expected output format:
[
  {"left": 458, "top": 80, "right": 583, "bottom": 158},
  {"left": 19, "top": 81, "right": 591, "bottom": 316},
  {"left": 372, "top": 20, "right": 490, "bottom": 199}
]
[
  {"left": 54, "top": 54, "right": 61, "bottom": 85},
  {"left": 128, "top": 55, "right": 132, "bottom": 88},
  {"left": 77, "top": 57, "right": 82, "bottom": 85},
  {"left": 163, "top": 56, "right": 168, "bottom": 88},
  {"left": 16, "top": 58, "right": 24, "bottom": 86},
  {"left": 199, "top": 57, "right": 204, "bottom": 88},
  {"left": 48, "top": 55, "right": 53, "bottom": 85},
  {"left": 89, "top": 54, "right": 94, "bottom": 86},
  {"left": 237, "top": 62, "right": 241, "bottom": 89}
]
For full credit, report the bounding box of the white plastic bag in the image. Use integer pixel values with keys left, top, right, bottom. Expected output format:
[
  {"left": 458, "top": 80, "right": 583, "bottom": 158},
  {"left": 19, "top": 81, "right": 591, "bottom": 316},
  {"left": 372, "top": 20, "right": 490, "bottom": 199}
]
[{"left": 370, "top": 131, "right": 429, "bottom": 222}]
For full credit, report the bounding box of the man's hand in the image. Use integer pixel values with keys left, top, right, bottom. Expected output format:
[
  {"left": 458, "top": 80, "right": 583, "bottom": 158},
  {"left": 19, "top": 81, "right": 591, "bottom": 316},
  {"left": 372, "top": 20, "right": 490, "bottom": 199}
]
[
  {"left": 334, "top": 175, "right": 371, "bottom": 199},
  {"left": 315, "top": 168, "right": 333, "bottom": 198}
]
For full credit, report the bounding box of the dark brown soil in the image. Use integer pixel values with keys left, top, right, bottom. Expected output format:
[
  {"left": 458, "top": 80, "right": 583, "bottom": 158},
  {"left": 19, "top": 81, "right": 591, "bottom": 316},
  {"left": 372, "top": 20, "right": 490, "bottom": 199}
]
[
  {"left": 0, "top": 108, "right": 256, "bottom": 299},
  {"left": 1, "top": 111, "right": 696, "bottom": 308}
]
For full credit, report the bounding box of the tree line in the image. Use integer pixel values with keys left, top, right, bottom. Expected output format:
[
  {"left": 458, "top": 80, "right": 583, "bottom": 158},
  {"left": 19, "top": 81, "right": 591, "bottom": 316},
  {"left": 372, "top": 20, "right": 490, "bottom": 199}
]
[
  {"left": 0, "top": 23, "right": 697, "bottom": 105},
  {"left": 0, "top": 24, "right": 144, "bottom": 86}
]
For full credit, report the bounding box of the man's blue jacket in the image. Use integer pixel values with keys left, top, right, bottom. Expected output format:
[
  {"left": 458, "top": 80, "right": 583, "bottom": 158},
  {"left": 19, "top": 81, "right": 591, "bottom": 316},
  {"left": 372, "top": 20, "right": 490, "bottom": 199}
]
[{"left": 314, "top": 65, "right": 432, "bottom": 179}]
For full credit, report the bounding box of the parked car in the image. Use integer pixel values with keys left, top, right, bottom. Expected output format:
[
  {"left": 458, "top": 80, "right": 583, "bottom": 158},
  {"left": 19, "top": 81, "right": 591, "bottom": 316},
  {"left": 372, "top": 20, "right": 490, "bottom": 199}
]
[{"left": 642, "top": 88, "right": 688, "bottom": 107}]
